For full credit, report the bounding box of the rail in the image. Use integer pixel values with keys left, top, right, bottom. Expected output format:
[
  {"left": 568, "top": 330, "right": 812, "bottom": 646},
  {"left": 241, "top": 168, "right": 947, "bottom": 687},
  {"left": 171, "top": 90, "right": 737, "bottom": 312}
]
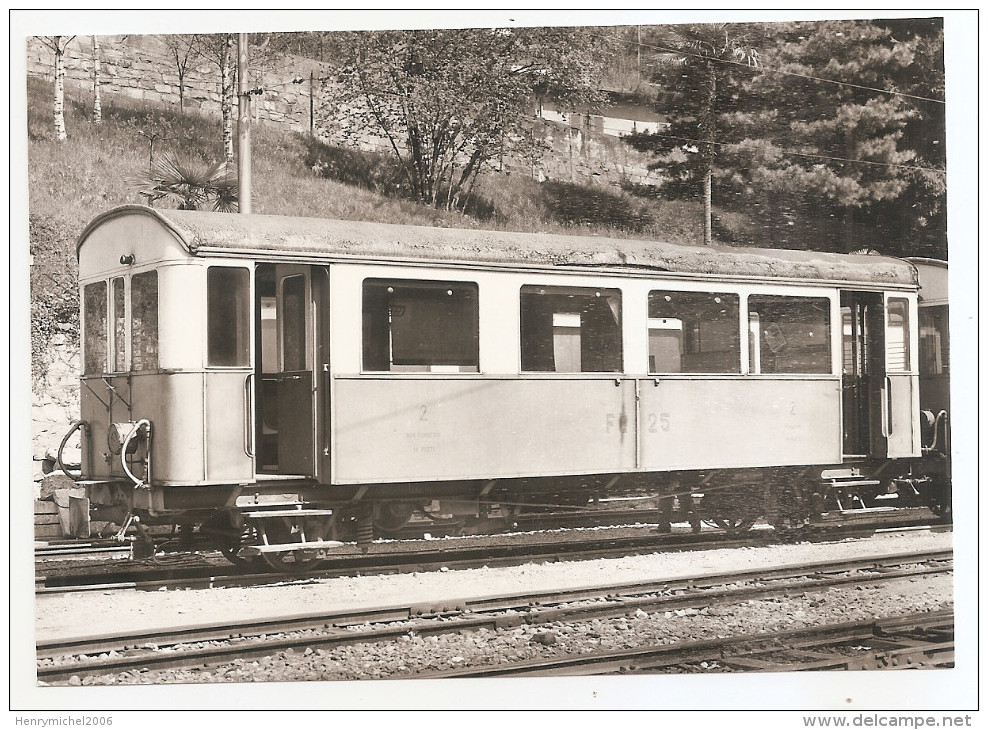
[{"left": 36, "top": 548, "right": 952, "bottom": 682}]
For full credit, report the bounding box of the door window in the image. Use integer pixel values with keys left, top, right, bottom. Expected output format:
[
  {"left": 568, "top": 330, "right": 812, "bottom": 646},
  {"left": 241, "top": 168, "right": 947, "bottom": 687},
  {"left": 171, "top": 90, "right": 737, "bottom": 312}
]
[
  {"left": 83, "top": 281, "right": 107, "bottom": 375},
  {"left": 111, "top": 277, "right": 126, "bottom": 372},
  {"left": 282, "top": 275, "right": 307, "bottom": 371},
  {"left": 886, "top": 298, "right": 911, "bottom": 372}
]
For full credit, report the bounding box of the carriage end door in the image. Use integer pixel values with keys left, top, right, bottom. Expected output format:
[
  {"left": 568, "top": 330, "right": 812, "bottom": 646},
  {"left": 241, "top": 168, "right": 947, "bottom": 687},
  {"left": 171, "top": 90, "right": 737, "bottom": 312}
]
[
  {"left": 883, "top": 295, "right": 919, "bottom": 458},
  {"left": 840, "top": 291, "right": 885, "bottom": 458},
  {"left": 272, "top": 265, "right": 317, "bottom": 476}
]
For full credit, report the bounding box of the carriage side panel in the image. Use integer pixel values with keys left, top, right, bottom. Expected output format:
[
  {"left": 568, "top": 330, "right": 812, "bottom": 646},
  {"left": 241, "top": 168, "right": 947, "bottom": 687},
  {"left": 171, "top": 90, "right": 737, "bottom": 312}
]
[
  {"left": 331, "top": 376, "right": 638, "bottom": 483},
  {"left": 638, "top": 377, "right": 842, "bottom": 470}
]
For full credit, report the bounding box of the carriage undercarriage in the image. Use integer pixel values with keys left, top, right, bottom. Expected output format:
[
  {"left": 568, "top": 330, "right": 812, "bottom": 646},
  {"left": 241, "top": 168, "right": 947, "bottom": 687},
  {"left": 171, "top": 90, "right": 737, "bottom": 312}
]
[{"left": 68, "top": 457, "right": 949, "bottom": 573}]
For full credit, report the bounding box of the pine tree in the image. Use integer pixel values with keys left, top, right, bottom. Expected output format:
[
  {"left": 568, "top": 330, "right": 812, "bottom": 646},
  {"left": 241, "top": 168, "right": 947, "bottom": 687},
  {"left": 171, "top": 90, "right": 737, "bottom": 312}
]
[
  {"left": 627, "top": 23, "right": 761, "bottom": 244},
  {"left": 736, "top": 19, "right": 945, "bottom": 255}
]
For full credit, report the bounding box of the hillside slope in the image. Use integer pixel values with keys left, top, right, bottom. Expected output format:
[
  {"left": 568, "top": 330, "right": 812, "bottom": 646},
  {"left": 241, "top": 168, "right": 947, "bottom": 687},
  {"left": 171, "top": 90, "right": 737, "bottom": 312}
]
[{"left": 26, "top": 77, "right": 722, "bottom": 464}]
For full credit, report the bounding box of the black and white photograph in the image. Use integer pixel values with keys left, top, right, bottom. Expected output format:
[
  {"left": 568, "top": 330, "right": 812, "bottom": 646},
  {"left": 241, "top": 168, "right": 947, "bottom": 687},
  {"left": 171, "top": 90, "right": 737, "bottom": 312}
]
[{"left": 9, "top": 8, "right": 978, "bottom": 719}]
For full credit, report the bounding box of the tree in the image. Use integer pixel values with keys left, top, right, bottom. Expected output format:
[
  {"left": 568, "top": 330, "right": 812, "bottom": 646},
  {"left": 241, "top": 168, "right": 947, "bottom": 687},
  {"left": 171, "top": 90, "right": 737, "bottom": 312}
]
[
  {"left": 329, "top": 27, "right": 612, "bottom": 211},
  {"left": 678, "top": 19, "right": 945, "bottom": 256},
  {"left": 628, "top": 23, "right": 760, "bottom": 244},
  {"left": 193, "top": 33, "right": 236, "bottom": 161},
  {"left": 38, "top": 35, "right": 76, "bottom": 141},
  {"left": 134, "top": 155, "right": 238, "bottom": 212},
  {"left": 91, "top": 36, "right": 102, "bottom": 123},
  {"left": 162, "top": 34, "right": 200, "bottom": 112},
  {"left": 627, "top": 20, "right": 945, "bottom": 257},
  {"left": 740, "top": 20, "right": 943, "bottom": 254}
]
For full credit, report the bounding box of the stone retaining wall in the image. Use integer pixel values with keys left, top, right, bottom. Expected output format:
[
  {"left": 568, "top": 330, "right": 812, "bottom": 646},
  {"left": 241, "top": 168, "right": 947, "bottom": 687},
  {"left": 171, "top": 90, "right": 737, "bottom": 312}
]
[
  {"left": 27, "top": 34, "right": 662, "bottom": 188},
  {"left": 32, "top": 334, "right": 81, "bottom": 479}
]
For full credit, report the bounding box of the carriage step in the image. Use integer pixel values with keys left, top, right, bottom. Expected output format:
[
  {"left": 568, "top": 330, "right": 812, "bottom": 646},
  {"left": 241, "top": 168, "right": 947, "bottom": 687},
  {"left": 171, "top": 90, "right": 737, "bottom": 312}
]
[
  {"left": 242, "top": 509, "right": 335, "bottom": 519},
  {"left": 822, "top": 478, "right": 881, "bottom": 490},
  {"left": 241, "top": 539, "right": 344, "bottom": 555}
]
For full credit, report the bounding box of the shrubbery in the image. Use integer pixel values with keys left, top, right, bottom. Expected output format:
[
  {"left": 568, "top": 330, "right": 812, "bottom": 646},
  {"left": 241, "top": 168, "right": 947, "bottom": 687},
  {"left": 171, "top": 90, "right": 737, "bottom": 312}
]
[{"left": 29, "top": 215, "right": 79, "bottom": 382}]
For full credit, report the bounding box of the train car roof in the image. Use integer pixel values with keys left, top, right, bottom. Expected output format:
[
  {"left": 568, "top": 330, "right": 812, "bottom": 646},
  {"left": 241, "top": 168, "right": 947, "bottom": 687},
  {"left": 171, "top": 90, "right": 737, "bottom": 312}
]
[
  {"left": 79, "top": 205, "right": 918, "bottom": 287},
  {"left": 905, "top": 257, "right": 948, "bottom": 304}
]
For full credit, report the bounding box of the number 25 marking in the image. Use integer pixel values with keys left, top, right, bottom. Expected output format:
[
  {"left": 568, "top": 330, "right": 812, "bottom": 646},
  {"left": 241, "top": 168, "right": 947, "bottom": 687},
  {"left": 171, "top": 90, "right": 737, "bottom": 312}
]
[{"left": 648, "top": 413, "right": 671, "bottom": 432}]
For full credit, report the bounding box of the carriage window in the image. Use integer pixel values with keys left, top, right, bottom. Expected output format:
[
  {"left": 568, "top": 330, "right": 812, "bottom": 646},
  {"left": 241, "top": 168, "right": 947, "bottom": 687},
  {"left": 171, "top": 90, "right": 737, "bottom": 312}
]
[
  {"left": 282, "top": 276, "right": 306, "bottom": 371},
  {"left": 886, "top": 298, "right": 911, "bottom": 372},
  {"left": 747, "top": 295, "right": 831, "bottom": 374},
  {"left": 131, "top": 271, "right": 158, "bottom": 371},
  {"left": 648, "top": 291, "right": 739, "bottom": 373},
  {"left": 918, "top": 305, "right": 949, "bottom": 376},
  {"left": 520, "top": 286, "right": 622, "bottom": 372},
  {"left": 83, "top": 281, "right": 107, "bottom": 375},
  {"left": 111, "top": 277, "right": 126, "bottom": 372},
  {"left": 207, "top": 267, "right": 250, "bottom": 366},
  {"left": 362, "top": 279, "right": 479, "bottom": 372}
]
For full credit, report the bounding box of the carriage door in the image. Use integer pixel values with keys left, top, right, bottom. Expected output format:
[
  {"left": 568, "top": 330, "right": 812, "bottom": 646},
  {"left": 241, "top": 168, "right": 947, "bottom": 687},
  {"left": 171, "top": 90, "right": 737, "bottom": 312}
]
[
  {"left": 256, "top": 264, "right": 317, "bottom": 476},
  {"left": 839, "top": 291, "right": 885, "bottom": 457},
  {"left": 883, "top": 295, "right": 918, "bottom": 458}
]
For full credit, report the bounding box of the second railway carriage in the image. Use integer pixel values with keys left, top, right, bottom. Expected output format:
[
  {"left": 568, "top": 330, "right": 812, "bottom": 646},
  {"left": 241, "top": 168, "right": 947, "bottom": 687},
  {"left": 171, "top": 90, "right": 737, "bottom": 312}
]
[
  {"left": 65, "top": 205, "right": 938, "bottom": 570},
  {"left": 906, "top": 257, "right": 951, "bottom": 516}
]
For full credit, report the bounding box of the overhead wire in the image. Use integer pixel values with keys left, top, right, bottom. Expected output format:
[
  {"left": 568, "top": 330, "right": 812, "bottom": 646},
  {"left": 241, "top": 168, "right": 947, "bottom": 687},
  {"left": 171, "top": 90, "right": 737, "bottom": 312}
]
[
  {"left": 239, "top": 26, "right": 946, "bottom": 176},
  {"left": 603, "top": 128, "right": 945, "bottom": 175},
  {"left": 244, "top": 24, "right": 945, "bottom": 104},
  {"left": 590, "top": 28, "right": 946, "bottom": 105}
]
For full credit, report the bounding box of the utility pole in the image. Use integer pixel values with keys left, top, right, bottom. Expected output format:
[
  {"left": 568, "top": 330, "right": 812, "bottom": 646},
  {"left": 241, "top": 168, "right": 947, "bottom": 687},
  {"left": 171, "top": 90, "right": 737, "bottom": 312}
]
[
  {"left": 309, "top": 70, "right": 315, "bottom": 137},
  {"left": 637, "top": 26, "right": 642, "bottom": 88},
  {"left": 237, "top": 32, "right": 251, "bottom": 214}
]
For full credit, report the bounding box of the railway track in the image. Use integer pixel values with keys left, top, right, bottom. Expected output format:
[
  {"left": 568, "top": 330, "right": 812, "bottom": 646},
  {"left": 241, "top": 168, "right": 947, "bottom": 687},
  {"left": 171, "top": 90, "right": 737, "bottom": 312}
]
[
  {"left": 34, "top": 540, "right": 132, "bottom": 562},
  {"left": 35, "top": 508, "right": 949, "bottom": 595},
  {"left": 421, "top": 610, "right": 954, "bottom": 677},
  {"left": 36, "top": 548, "right": 952, "bottom": 683}
]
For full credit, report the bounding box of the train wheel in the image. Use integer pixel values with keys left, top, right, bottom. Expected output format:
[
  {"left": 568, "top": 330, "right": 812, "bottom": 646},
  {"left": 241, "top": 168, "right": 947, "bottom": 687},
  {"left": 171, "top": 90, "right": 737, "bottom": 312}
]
[
  {"left": 220, "top": 525, "right": 262, "bottom": 568},
  {"left": 201, "top": 514, "right": 262, "bottom": 568},
  {"left": 260, "top": 549, "right": 326, "bottom": 573},
  {"left": 928, "top": 490, "right": 952, "bottom": 520},
  {"left": 373, "top": 502, "right": 418, "bottom": 533},
  {"left": 713, "top": 517, "right": 757, "bottom": 534},
  {"left": 256, "top": 516, "right": 328, "bottom": 573}
]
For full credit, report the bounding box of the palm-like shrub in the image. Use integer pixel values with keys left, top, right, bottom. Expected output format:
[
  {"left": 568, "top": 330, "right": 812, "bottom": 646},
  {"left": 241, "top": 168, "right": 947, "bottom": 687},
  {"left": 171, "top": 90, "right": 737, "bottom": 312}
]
[{"left": 135, "top": 155, "right": 238, "bottom": 211}]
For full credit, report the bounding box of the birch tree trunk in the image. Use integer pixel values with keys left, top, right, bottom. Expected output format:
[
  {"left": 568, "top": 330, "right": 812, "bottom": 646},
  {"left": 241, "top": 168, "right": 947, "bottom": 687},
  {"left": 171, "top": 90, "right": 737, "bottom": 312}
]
[
  {"left": 221, "top": 36, "right": 234, "bottom": 162},
  {"left": 92, "top": 36, "right": 102, "bottom": 124},
  {"left": 53, "top": 40, "right": 67, "bottom": 141}
]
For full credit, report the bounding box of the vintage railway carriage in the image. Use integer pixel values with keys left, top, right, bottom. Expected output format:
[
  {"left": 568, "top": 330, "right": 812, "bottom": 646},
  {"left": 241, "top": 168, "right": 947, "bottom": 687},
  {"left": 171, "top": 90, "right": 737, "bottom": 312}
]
[
  {"left": 906, "top": 257, "right": 951, "bottom": 515},
  {"left": 68, "top": 205, "right": 932, "bottom": 568}
]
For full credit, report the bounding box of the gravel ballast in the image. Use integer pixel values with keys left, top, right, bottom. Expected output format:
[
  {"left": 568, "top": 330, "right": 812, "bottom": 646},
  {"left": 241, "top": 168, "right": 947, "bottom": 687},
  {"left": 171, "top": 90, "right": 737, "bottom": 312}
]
[
  {"left": 28, "top": 528, "right": 962, "bottom": 710},
  {"left": 36, "top": 530, "right": 952, "bottom": 642}
]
